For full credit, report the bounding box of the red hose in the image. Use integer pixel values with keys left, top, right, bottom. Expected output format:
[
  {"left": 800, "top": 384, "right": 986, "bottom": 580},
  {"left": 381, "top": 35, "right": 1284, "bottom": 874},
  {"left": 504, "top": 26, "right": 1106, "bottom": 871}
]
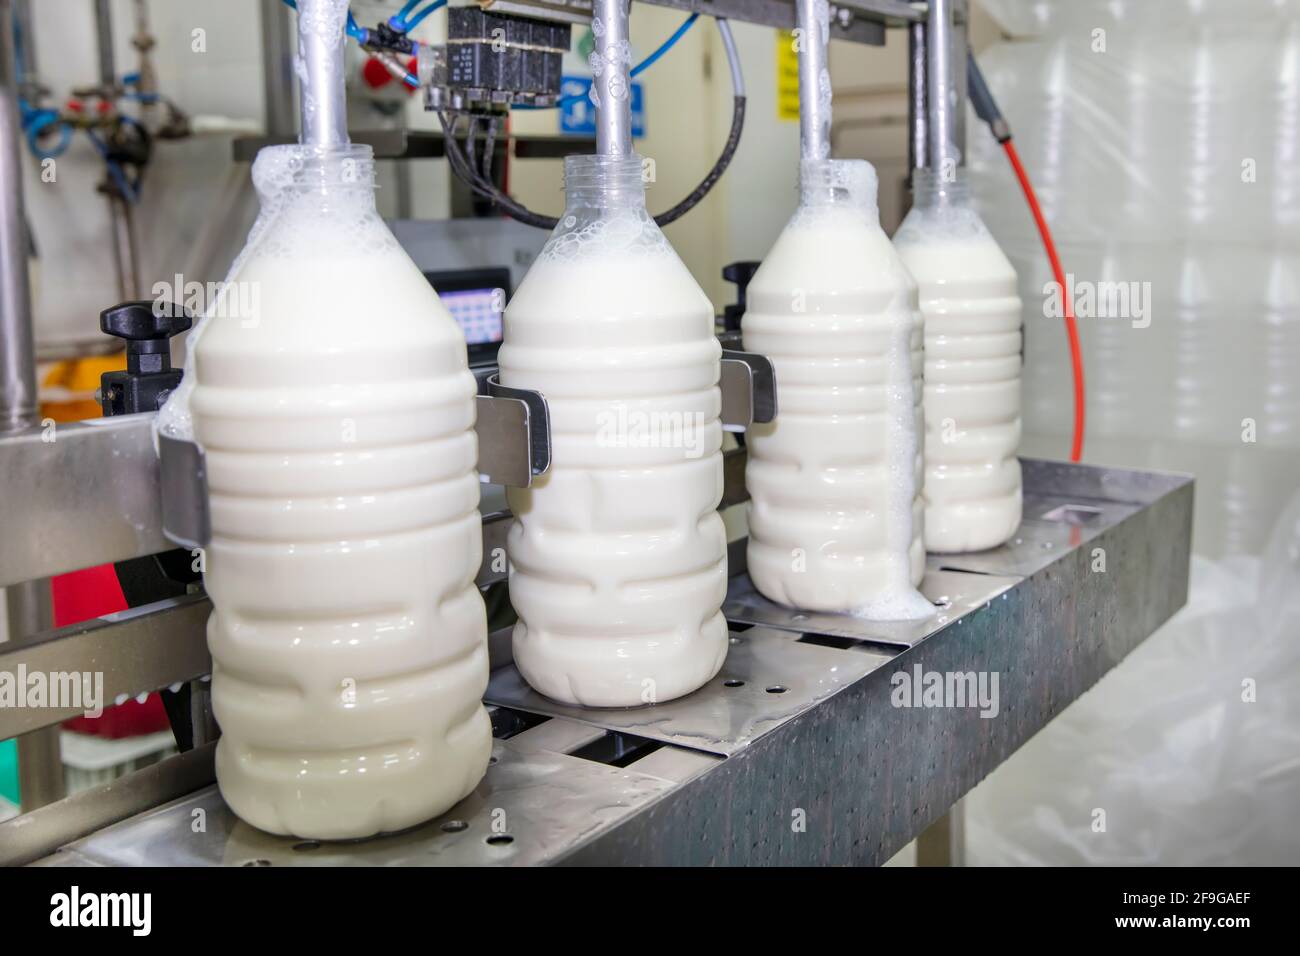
[{"left": 1002, "top": 138, "right": 1086, "bottom": 463}]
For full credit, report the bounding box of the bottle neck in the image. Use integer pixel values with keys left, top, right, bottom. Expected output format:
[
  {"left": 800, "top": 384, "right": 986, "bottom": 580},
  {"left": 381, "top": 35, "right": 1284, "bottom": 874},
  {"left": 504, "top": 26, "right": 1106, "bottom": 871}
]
[
  {"left": 246, "top": 143, "right": 389, "bottom": 262},
  {"left": 563, "top": 154, "right": 646, "bottom": 210},
  {"left": 896, "top": 166, "right": 991, "bottom": 247},
  {"left": 797, "top": 158, "right": 880, "bottom": 218},
  {"left": 911, "top": 167, "right": 971, "bottom": 210},
  {"left": 289, "top": 144, "right": 377, "bottom": 197}
]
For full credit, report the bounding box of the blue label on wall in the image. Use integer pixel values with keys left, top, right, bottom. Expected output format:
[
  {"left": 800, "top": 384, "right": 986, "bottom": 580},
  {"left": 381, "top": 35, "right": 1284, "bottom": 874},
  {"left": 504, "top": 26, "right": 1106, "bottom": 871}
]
[{"left": 559, "top": 76, "right": 645, "bottom": 138}]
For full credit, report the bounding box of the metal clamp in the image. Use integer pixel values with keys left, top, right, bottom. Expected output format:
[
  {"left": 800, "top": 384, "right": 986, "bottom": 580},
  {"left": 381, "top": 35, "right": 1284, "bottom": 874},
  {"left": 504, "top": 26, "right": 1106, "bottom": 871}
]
[
  {"left": 476, "top": 374, "right": 552, "bottom": 487},
  {"left": 157, "top": 381, "right": 553, "bottom": 549},
  {"left": 159, "top": 433, "right": 211, "bottom": 550},
  {"left": 720, "top": 349, "right": 778, "bottom": 432}
]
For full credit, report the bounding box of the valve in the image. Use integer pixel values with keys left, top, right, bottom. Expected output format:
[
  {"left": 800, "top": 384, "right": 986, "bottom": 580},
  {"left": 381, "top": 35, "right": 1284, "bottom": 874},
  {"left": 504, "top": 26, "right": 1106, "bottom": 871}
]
[{"left": 98, "top": 300, "right": 192, "bottom": 416}]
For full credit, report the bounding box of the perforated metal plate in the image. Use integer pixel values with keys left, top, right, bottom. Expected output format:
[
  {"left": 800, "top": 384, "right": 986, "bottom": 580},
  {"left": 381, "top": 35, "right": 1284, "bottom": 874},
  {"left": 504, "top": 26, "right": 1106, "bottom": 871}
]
[
  {"left": 486, "top": 626, "right": 891, "bottom": 757},
  {"left": 722, "top": 568, "right": 1020, "bottom": 651}
]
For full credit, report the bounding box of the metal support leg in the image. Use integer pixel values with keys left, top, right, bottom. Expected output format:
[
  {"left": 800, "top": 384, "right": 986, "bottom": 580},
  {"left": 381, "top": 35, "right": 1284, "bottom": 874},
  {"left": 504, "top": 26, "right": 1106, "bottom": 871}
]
[
  {"left": 259, "top": 0, "right": 297, "bottom": 138},
  {"left": 189, "top": 678, "right": 218, "bottom": 747},
  {"left": 1, "top": 1, "right": 65, "bottom": 810},
  {"left": 0, "top": 0, "right": 38, "bottom": 435},
  {"left": 7, "top": 580, "right": 65, "bottom": 810},
  {"left": 916, "top": 799, "right": 966, "bottom": 867}
]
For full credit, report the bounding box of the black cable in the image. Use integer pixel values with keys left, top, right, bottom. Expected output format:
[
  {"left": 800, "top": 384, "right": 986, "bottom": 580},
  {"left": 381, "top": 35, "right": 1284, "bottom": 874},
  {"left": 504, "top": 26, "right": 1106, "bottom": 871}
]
[
  {"left": 438, "top": 110, "right": 559, "bottom": 229},
  {"left": 440, "top": 113, "right": 495, "bottom": 202},
  {"left": 438, "top": 111, "right": 490, "bottom": 197},
  {"left": 482, "top": 117, "right": 497, "bottom": 182},
  {"left": 438, "top": 92, "right": 747, "bottom": 231},
  {"left": 654, "top": 95, "right": 745, "bottom": 227},
  {"left": 439, "top": 113, "right": 556, "bottom": 227},
  {"left": 967, "top": 51, "right": 1011, "bottom": 143},
  {"left": 466, "top": 115, "right": 506, "bottom": 217},
  {"left": 465, "top": 114, "right": 479, "bottom": 176}
]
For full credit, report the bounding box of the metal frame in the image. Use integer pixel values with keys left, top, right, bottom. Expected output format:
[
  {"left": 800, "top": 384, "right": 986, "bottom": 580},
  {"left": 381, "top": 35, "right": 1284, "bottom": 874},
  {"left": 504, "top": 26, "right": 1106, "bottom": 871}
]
[
  {"left": 480, "top": 0, "right": 922, "bottom": 45},
  {"left": 9, "top": 456, "right": 1193, "bottom": 866},
  {"left": 0, "top": 0, "right": 1185, "bottom": 868},
  {"left": 1, "top": 353, "right": 777, "bottom": 590},
  {"left": 231, "top": 128, "right": 596, "bottom": 163},
  {"left": 2, "top": 0, "right": 64, "bottom": 812}
]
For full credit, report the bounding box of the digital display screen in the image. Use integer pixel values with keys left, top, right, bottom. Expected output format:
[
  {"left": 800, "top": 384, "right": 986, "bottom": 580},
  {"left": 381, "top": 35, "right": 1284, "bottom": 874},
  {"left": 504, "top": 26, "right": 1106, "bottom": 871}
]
[
  {"left": 438, "top": 287, "right": 505, "bottom": 345},
  {"left": 423, "top": 267, "right": 511, "bottom": 362}
]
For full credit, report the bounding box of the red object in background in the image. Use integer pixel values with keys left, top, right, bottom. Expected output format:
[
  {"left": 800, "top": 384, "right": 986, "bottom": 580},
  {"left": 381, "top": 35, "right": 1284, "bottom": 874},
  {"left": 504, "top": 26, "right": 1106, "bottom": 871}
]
[
  {"left": 360, "top": 56, "right": 421, "bottom": 94},
  {"left": 63, "top": 695, "right": 168, "bottom": 739},
  {"left": 51, "top": 564, "right": 126, "bottom": 628},
  {"left": 52, "top": 565, "right": 171, "bottom": 739},
  {"left": 361, "top": 56, "right": 394, "bottom": 90}
]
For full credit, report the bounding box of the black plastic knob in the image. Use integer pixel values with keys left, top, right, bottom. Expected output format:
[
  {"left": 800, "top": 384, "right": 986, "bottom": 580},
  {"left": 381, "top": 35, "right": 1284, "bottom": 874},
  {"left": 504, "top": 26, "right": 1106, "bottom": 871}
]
[
  {"left": 722, "top": 260, "right": 761, "bottom": 332},
  {"left": 99, "top": 300, "right": 193, "bottom": 416}
]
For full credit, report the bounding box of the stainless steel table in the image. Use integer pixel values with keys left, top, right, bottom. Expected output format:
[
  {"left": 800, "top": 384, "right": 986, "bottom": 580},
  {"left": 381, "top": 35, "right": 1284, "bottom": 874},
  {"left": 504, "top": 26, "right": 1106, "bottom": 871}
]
[{"left": 22, "top": 458, "right": 1193, "bottom": 866}]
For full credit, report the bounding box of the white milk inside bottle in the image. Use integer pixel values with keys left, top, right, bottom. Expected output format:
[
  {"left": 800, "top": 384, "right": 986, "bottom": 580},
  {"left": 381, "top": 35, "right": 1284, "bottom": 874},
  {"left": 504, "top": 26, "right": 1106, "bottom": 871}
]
[
  {"left": 499, "top": 154, "right": 728, "bottom": 707},
  {"left": 743, "top": 159, "right": 932, "bottom": 619},
  {"left": 894, "top": 169, "right": 1023, "bottom": 553},
  {"left": 163, "top": 144, "right": 491, "bottom": 839}
]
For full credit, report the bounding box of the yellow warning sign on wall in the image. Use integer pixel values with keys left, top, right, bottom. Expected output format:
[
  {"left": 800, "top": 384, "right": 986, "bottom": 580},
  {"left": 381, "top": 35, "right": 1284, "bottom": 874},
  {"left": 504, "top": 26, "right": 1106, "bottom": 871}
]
[{"left": 776, "top": 30, "right": 800, "bottom": 121}]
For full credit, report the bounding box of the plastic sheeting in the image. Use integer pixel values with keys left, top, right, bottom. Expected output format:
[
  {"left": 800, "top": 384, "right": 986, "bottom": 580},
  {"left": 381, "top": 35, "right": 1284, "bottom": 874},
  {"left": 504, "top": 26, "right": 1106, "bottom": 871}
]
[
  {"left": 968, "top": 0, "right": 1300, "bottom": 557},
  {"left": 980, "top": 0, "right": 1300, "bottom": 40},
  {"left": 966, "top": 493, "right": 1300, "bottom": 866},
  {"left": 963, "top": 0, "right": 1300, "bottom": 865}
]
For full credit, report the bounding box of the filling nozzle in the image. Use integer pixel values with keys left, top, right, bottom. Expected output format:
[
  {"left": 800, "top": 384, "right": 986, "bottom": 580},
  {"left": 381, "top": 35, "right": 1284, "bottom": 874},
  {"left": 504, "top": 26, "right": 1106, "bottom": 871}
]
[
  {"left": 296, "top": 0, "right": 351, "bottom": 149},
  {"left": 925, "top": 0, "right": 958, "bottom": 176},
  {"left": 796, "top": 0, "right": 832, "bottom": 161},
  {"left": 591, "top": 0, "right": 634, "bottom": 157}
]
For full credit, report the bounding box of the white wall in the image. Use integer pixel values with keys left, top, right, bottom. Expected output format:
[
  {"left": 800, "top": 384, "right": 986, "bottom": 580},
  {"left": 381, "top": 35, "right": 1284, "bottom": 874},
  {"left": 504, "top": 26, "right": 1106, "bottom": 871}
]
[{"left": 22, "top": 0, "right": 264, "bottom": 347}]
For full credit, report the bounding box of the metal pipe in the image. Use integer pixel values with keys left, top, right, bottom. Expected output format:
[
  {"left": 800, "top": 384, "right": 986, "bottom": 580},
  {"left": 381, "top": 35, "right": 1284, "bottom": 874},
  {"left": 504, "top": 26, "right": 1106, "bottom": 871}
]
[
  {"left": 796, "top": 0, "right": 832, "bottom": 161},
  {"left": 926, "top": 0, "right": 957, "bottom": 176},
  {"left": 15, "top": 729, "right": 63, "bottom": 810},
  {"left": 260, "top": 0, "right": 298, "bottom": 138},
  {"left": 92, "top": 0, "right": 140, "bottom": 299},
  {"left": 108, "top": 195, "right": 141, "bottom": 301},
  {"left": 9, "top": 581, "right": 63, "bottom": 811},
  {"left": 131, "top": 0, "right": 157, "bottom": 126},
  {"left": 93, "top": 0, "right": 115, "bottom": 89},
  {"left": 592, "top": 0, "right": 632, "bottom": 156},
  {"left": 908, "top": 19, "right": 927, "bottom": 172},
  {"left": 917, "top": 799, "right": 966, "bottom": 867},
  {"left": 14, "top": 0, "right": 35, "bottom": 80},
  {"left": 297, "top": 0, "right": 350, "bottom": 149},
  {"left": 2, "top": 2, "right": 63, "bottom": 810},
  {"left": 0, "top": 0, "right": 37, "bottom": 435},
  {"left": 952, "top": 0, "right": 968, "bottom": 166}
]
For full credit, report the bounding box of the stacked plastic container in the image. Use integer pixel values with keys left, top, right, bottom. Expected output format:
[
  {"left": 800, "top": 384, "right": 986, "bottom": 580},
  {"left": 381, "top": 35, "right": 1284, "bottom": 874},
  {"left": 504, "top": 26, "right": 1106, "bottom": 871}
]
[
  {"left": 964, "top": 0, "right": 1300, "bottom": 865},
  {"left": 970, "top": 0, "right": 1300, "bottom": 557}
]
